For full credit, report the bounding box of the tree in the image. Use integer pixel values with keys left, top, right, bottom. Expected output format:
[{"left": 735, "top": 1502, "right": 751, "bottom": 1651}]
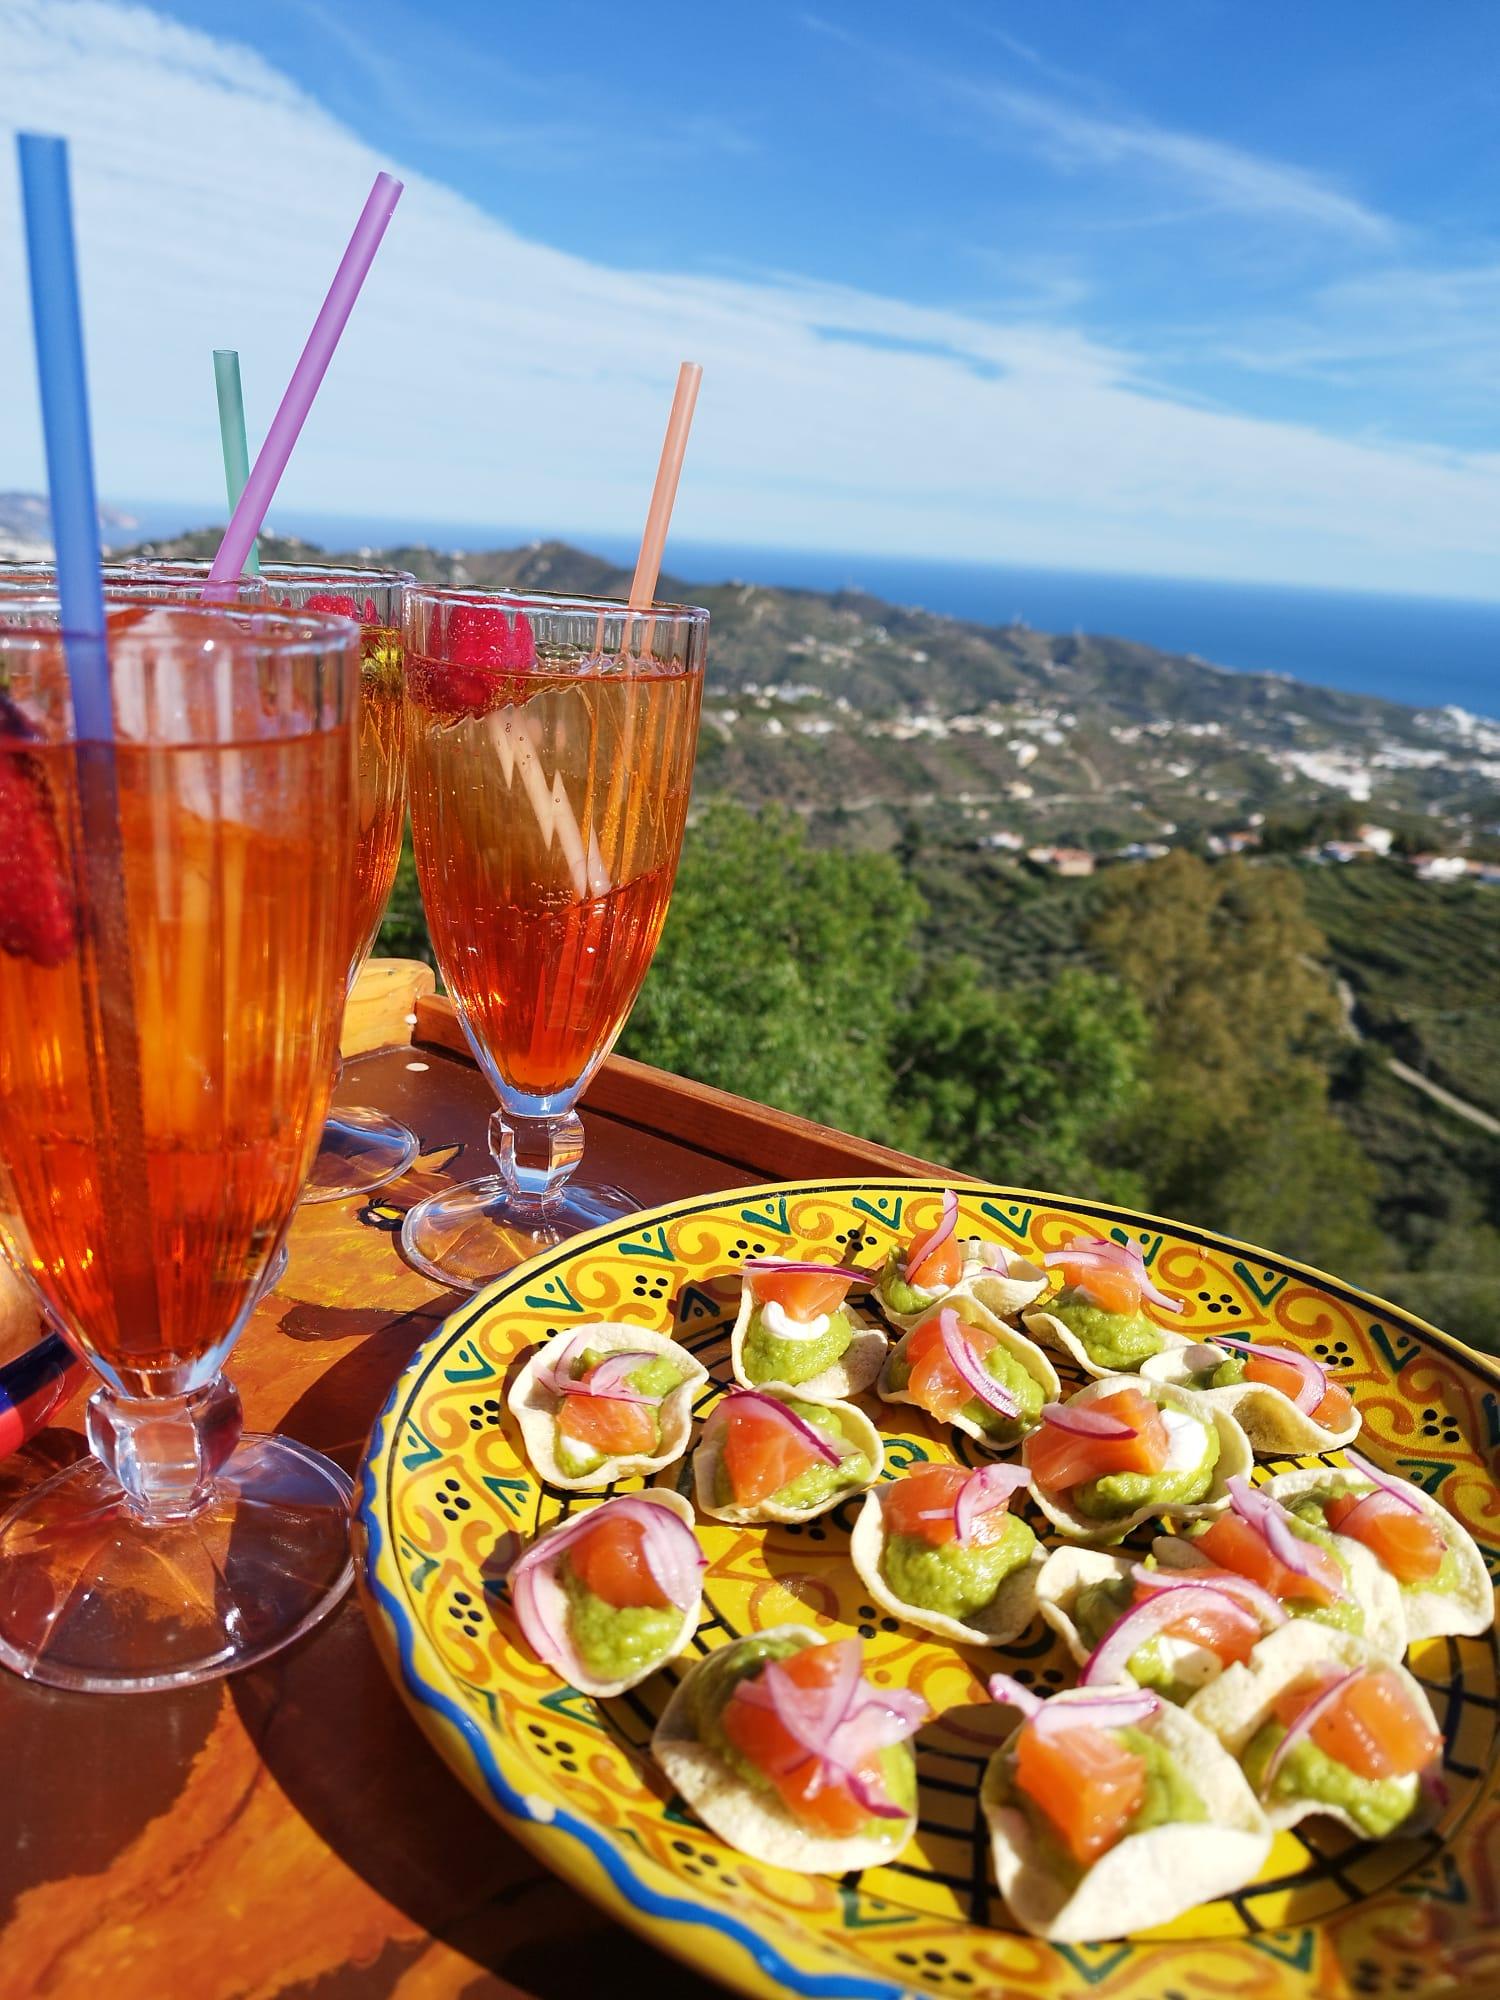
[
  {"left": 1085, "top": 852, "right": 1380, "bottom": 1269},
  {"left": 891, "top": 961, "right": 1149, "bottom": 1203},
  {"left": 620, "top": 803, "right": 922, "bottom": 1134}
]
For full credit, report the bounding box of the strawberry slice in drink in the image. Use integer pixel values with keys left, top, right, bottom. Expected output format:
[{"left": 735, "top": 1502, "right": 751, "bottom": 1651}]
[{"left": 0, "top": 693, "right": 75, "bottom": 968}]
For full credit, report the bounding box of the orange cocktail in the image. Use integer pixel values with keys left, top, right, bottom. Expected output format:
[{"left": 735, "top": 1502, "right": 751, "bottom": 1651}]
[
  {"left": 129, "top": 561, "right": 416, "bottom": 1200},
  {"left": 0, "top": 601, "right": 360, "bottom": 1693},
  {"left": 400, "top": 588, "right": 706, "bottom": 1289}
]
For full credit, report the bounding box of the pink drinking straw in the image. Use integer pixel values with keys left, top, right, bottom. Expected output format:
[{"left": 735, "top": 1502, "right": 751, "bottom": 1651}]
[
  {"left": 628, "top": 362, "right": 702, "bottom": 609},
  {"left": 207, "top": 172, "right": 404, "bottom": 584}
]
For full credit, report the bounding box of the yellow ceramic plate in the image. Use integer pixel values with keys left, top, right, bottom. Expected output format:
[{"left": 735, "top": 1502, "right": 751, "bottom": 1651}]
[{"left": 356, "top": 1181, "right": 1500, "bottom": 2000}]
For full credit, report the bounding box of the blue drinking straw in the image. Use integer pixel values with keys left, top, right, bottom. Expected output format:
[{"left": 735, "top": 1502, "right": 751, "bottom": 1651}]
[
  {"left": 17, "top": 131, "right": 159, "bottom": 1341},
  {"left": 16, "top": 134, "right": 109, "bottom": 719}
]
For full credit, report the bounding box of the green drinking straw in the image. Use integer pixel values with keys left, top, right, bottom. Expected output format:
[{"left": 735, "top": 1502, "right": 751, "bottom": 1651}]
[
  {"left": 16, "top": 131, "right": 160, "bottom": 1334},
  {"left": 213, "top": 349, "right": 260, "bottom": 575}
]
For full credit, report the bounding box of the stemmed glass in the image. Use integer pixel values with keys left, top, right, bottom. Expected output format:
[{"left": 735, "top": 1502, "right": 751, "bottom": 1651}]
[
  {"left": 0, "top": 600, "right": 361, "bottom": 1691},
  {"left": 126, "top": 562, "right": 418, "bottom": 1202},
  {"left": 399, "top": 587, "right": 707, "bottom": 1290}
]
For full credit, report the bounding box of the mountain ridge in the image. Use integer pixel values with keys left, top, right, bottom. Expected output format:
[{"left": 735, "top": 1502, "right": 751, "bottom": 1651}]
[{"left": 113, "top": 527, "right": 1500, "bottom": 854}]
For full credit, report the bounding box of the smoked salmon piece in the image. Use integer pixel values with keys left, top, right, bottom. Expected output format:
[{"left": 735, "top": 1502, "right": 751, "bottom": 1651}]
[
  {"left": 1324, "top": 1492, "right": 1445, "bottom": 1583},
  {"left": 722, "top": 1643, "right": 889, "bottom": 1834},
  {"left": 904, "top": 1311, "right": 996, "bottom": 1422},
  {"left": 1273, "top": 1669, "right": 1441, "bottom": 1781},
  {"left": 1133, "top": 1582, "right": 1257, "bottom": 1665},
  {"left": 751, "top": 1268, "right": 853, "bottom": 1321},
  {"left": 1013, "top": 1718, "right": 1146, "bottom": 1866},
  {"left": 883, "top": 1463, "right": 1013, "bottom": 1548},
  {"left": 1194, "top": 1511, "right": 1343, "bottom": 1608},
  {"left": 1242, "top": 1351, "right": 1355, "bottom": 1430},
  {"left": 719, "top": 1399, "right": 823, "bottom": 1506},
  {"left": 1026, "top": 1389, "right": 1169, "bottom": 1493},
  {"left": 569, "top": 1512, "right": 672, "bottom": 1609},
  {"left": 907, "top": 1224, "right": 963, "bottom": 1291},
  {"left": 1053, "top": 1252, "right": 1141, "bottom": 1317},
  {"left": 556, "top": 1391, "right": 657, "bottom": 1459}
]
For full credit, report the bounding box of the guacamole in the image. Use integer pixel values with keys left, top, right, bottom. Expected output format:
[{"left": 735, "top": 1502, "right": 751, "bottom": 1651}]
[
  {"left": 881, "top": 1513, "right": 1036, "bottom": 1621},
  {"left": 687, "top": 1632, "right": 915, "bottom": 1837},
  {"left": 877, "top": 1249, "right": 948, "bottom": 1319},
  {"left": 991, "top": 1722, "right": 1206, "bottom": 1885},
  {"left": 1068, "top": 1576, "right": 1208, "bottom": 1702},
  {"left": 715, "top": 1398, "right": 871, "bottom": 1513},
  {"left": 1051, "top": 1294, "right": 1165, "bottom": 1369},
  {"left": 1285, "top": 1479, "right": 1464, "bottom": 1599},
  {"left": 1207, "top": 1355, "right": 1248, "bottom": 1390},
  {"left": 887, "top": 1302, "right": 1046, "bottom": 1442},
  {"left": 742, "top": 1306, "right": 853, "bottom": 1386},
  {"left": 560, "top": 1562, "right": 681, "bottom": 1683},
  {"left": 1073, "top": 1416, "right": 1220, "bottom": 1521},
  {"left": 1072, "top": 1575, "right": 1133, "bottom": 1651},
  {"left": 553, "top": 1349, "right": 686, "bottom": 1478},
  {"left": 1242, "top": 1717, "right": 1419, "bottom": 1837}
]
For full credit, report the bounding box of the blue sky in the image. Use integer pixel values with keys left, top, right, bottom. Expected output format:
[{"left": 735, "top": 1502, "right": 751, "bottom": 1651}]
[{"left": 3, "top": 0, "right": 1500, "bottom": 594}]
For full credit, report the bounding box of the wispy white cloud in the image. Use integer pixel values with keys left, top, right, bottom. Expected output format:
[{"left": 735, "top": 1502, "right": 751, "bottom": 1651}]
[
  {"left": 1, "top": 1, "right": 1498, "bottom": 599},
  {"left": 806, "top": 13, "right": 1395, "bottom": 246},
  {"left": 1223, "top": 261, "right": 1500, "bottom": 388}
]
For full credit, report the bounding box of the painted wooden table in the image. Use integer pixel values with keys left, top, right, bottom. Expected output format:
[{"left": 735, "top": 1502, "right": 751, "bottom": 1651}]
[{"left": 0, "top": 964, "right": 938, "bottom": 2000}]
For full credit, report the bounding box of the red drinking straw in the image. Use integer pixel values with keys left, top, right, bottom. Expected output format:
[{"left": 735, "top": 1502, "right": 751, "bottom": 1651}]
[
  {"left": 208, "top": 172, "right": 404, "bottom": 584},
  {"left": 628, "top": 362, "right": 702, "bottom": 609}
]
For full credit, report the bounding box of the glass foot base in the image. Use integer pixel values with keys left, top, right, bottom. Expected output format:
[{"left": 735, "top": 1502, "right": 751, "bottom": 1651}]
[
  {"left": 400, "top": 1174, "right": 640, "bottom": 1292},
  {"left": 0, "top": 1435, "right": 353, "bottom": 1692},
  {"left": 303, "top": 1104, "right": 419, "bottom": 1205}
]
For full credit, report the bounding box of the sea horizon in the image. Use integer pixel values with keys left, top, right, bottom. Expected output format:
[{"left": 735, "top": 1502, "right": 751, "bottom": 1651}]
[{"left": 99, "top": 496, "right": 1500, "bottom": 721}]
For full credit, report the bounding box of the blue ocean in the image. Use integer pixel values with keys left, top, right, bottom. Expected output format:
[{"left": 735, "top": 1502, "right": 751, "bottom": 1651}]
[{"left": 112, "top": 502, "right": 1500, "bottom": 721}]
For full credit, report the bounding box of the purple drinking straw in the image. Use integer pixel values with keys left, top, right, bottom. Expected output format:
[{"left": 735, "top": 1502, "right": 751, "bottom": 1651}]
[{"left": 207, "top": 172, "right": 404, "bottom": 586}]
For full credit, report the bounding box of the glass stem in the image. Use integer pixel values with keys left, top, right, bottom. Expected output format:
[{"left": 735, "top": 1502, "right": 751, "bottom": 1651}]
[
  {"left": 490, "top": 1108, "right": 585, "bottom": 1216},
  {"left": 86, "top": 1375, "right": 243, "bottom": 1525}
]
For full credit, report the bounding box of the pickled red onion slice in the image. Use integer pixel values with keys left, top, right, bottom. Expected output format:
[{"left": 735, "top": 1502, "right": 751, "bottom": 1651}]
[
  {"left": 509, "top": 1497, "right": 705, "bottom": 1680},
  {"left": 1262, "top": 1669, "right": 1362, "bottom": 1789},
  {"left": 1343, "top": 1449, "right": 1428, "bottom": 1517},
  {"left": 1210, "top": 1335, "right": 1327, "bottom": 1414},
  {"left": 905, "top": 1190, "right": 958, "bottom": 1279},
  {"left": 1081, "top": 1582, "right": 1260, "bottom": 1688},
  {"left": 1039, "top": 1399, "right": 1139, "bottom": 1440},
  {"left": 1129, "top": 1561, "right": 1286, "bottom": 1629},
  {"left": 732, "top": 1638, "right": 926, "bottom": 1820},
  {"left": 954, "top": 1463, "right": 1031, "bottom": 1543},
  {"left": 1227, "top": 1475, "right": 1340, "bottom": 1590},
  {"left": 713, "top": 1389, "right": 843, "bottom": 1466},
  {"left": 939, "top": 1308, "right": 1019, "bottom": 1417},
  {"left": 1043, "top": 1235, "right": 1184, "bottom": 1313}
]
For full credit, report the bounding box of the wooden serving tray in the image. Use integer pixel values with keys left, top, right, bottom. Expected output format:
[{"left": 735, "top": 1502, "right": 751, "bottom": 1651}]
[{"left": 0, "top": 962, "right": 937, "bottom": 2000}]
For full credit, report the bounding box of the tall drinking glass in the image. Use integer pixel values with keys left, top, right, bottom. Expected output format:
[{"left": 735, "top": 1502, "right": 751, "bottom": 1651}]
[
  {"left": 124, "top": 562, "right": 417, "bottom": 1202},
  {"left": 400, "top": 588, "right": 707, "bottom": 1289},
  {"left": 0, "top": 601, "right": 360, "bottom": 1691}
]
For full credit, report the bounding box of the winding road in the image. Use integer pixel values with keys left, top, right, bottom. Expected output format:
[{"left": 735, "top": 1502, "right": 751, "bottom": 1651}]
[{"left": 1331, "top": 972, "right": 1500, "bottom": 1137}]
